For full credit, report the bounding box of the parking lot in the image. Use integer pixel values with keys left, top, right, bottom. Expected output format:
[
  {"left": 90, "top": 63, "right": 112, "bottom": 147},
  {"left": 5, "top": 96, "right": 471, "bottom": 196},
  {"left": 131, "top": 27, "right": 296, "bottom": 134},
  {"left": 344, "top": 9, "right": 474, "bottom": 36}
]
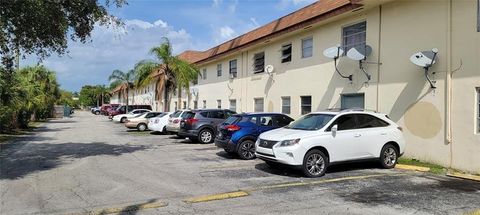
[{"left": 1, "top": 111, "right": 479, "bottom": 215}]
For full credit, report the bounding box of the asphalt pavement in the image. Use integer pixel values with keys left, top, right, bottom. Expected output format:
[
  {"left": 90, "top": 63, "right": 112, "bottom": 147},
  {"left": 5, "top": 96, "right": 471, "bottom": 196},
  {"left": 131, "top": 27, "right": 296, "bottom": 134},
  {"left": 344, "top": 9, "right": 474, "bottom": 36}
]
[{"left": 0, "top": 111, "right": 479, "bottom": 215}]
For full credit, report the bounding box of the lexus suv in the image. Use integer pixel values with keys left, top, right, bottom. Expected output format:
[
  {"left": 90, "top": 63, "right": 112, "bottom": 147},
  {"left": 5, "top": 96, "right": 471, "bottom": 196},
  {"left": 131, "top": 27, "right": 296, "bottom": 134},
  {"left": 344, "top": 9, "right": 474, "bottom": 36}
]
[
  {"left": 215, "top": 113, "right": 293, "bottom": 159},
  {"left": 255, "top": 109, "right": 405, "bottom": 177},
  {"left": 178, "top": 109, "right": 236, "bottom": 144}
]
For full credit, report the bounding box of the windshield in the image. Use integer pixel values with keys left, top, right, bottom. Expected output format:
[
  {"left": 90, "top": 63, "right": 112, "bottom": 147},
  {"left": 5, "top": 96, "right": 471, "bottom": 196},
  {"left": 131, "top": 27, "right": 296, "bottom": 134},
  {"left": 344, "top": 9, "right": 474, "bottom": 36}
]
[
  {"left": 286, "top": 114, "right": 335, "bottom": 131},
  {"left": 223, "top": 116, "right": 242, "bottom": 125}
]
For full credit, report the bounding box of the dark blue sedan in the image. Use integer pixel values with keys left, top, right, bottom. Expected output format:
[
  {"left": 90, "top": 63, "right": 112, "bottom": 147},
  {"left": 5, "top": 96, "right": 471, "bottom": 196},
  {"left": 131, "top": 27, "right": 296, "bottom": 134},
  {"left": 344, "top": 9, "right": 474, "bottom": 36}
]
[{"left": 215, "top": 113, "right": 294, "bottom": 159}]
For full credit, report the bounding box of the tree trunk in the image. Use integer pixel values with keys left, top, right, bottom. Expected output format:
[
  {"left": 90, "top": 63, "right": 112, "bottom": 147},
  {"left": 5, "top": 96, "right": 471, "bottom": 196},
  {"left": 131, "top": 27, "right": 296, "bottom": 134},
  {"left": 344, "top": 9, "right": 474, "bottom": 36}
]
[
  {"left": 177, "top": 86, "right": 181, "bottom": 110},
  {"left": 126, "top": 85, "right": 129, "bottom": 113}
]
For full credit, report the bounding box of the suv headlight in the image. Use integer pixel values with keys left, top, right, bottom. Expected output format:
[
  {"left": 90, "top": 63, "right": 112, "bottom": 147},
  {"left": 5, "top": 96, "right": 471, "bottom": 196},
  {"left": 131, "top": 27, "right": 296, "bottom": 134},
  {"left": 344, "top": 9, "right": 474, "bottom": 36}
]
[{"left": 277, "top": 138, "right": 300, "bottom": 147}]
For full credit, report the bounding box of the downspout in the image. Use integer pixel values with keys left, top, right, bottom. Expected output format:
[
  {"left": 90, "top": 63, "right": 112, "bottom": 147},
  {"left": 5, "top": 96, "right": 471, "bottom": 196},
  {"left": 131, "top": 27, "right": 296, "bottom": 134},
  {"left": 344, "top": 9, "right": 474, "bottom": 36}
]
[
  {"left": 376, "top": 5, "right": 382, "bottom": 112},
  {"left": 446, "top": 0, "right": 453, "bottom": 168}
]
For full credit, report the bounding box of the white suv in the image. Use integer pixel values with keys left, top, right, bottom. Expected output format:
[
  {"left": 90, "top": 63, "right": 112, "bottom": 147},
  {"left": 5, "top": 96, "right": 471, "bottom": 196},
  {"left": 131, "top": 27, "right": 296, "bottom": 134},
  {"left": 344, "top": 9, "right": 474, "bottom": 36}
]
[{"left": 255, "top": 110, "right": 405, "bottom": 177}]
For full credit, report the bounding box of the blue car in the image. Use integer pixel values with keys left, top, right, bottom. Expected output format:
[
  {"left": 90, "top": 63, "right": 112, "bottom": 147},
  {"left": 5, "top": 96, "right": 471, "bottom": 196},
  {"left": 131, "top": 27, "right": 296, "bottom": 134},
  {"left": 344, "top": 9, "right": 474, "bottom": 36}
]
[{"left": 215, "top": 113, "right": 294, "bottom": 160}]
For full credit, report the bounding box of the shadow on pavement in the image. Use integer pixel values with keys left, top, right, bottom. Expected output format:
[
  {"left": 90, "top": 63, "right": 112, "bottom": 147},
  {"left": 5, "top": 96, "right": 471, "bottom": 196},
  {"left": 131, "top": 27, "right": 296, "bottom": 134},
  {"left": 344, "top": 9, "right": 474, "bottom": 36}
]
[{"left": 0, "top": 142, "right": 148, "bottom": 180}]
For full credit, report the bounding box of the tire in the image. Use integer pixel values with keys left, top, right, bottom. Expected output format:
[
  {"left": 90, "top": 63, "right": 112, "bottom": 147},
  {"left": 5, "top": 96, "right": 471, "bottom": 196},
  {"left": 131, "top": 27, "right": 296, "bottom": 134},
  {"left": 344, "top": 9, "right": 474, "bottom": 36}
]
[
  {"left": 161, "top": 126, "right": 167, "bottom": 134},
  {"left": 137, "top": 123, "right": 147, "bottom": 132},
  {"left": 120, "top": 117, "right": 127, "bottom": 123},
  {"left": 237, "top": 140, "right": 256, "bottom": 160},
  {"left": 95, "top": 111, "right": 100, "bottom": 115},
  {"left": 198, "top": 129, "right": 214, "bottom": 144},
  {"left": 302, "top": 149, "right": 328, "bottom": 178},
  {"left": 379, "top": 144, "right": 398, "bottom": 169}
]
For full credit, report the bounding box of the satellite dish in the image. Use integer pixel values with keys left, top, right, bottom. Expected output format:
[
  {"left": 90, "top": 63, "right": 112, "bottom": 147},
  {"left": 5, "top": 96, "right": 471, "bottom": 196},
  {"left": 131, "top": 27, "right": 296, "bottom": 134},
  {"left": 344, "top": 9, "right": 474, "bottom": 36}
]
[
  {"left": 409, "top": 48, "right": 439, "bottom": 89},
  {"left": 347, "top": 45, "right": 372, "bottom": 61},
  {"left": 189, "top": 87, "right": 199, "bottom": 96},
  {"left": 409, "top": 49, "right": 437, "bottom": 67},
  {"left": 265, "top": 65, "right": 274, "bottom": 74},
  {"left": 323, "top": 46, "right": 344, "bottom": 59}
]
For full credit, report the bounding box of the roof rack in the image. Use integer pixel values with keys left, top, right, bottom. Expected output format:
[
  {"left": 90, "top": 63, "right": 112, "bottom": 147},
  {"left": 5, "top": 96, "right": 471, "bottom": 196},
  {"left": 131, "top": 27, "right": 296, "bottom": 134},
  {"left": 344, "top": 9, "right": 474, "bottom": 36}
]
[{"left": 324, "top": 108, "right": 377, "bottom": 113}]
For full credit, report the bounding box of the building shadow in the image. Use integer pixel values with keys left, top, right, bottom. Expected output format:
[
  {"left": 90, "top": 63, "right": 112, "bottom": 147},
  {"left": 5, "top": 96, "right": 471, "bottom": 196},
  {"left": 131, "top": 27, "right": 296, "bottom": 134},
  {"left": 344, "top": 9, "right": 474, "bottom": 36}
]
[
  {"left": 0, "top": 142, "right": 148, "bottom": 180},
  {"left": 254, "top": 163, "right": 304, "bottom": 178}
]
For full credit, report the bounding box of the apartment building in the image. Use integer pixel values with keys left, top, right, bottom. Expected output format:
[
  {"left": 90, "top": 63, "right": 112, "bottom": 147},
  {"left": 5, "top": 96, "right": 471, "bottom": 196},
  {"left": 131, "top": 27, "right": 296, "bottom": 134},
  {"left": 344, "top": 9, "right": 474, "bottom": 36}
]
[{"left": 179, "top": 0, "right": 480, "bottom": 173}]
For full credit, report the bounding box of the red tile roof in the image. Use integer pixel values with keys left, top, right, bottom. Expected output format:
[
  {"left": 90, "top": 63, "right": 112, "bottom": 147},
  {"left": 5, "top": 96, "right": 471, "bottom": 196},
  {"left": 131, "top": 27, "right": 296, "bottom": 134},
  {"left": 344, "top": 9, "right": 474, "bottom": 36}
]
[{"left": 178, "top": 0, "right": 361, "bottom": 64}]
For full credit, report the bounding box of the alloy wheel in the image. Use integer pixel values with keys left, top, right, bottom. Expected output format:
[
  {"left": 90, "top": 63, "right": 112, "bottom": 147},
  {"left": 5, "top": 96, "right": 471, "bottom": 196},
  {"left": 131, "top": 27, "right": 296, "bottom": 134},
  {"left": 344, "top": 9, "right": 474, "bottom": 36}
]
[
  {"left": 200, "top": 130, "right": 212, "bottom": 143},
  {"left": 306, "top": 153, "right": 325, "bottom": 176},
  {"left": 239, "top": 141, "right": 255, "bottom": 159},
  {"left": 383, "top": 147, "right": 397, "bottom": 167}
]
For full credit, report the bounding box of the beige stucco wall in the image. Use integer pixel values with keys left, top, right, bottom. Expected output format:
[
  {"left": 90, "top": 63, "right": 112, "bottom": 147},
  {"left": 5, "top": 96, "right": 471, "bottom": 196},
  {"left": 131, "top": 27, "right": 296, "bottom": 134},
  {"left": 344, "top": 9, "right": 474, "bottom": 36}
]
[{"left": 190, "top": 0, "right": 479, "bottom": 173}]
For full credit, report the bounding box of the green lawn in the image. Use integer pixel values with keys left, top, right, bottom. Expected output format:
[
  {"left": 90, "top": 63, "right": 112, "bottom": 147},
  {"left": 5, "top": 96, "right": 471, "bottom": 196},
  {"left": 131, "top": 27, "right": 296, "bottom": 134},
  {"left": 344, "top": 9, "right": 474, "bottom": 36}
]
[{"left": 398, "top": 158, "right": 448, "bottom": 175}]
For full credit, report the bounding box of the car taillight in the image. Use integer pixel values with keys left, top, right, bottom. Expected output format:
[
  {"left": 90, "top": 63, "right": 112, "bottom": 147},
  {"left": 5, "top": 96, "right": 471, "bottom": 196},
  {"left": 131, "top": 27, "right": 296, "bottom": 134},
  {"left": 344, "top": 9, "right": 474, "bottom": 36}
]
[
  {"left": 173, "top": 119, "right": 179, "bottom": 123},
  {"left": 225, "top": 125, "right": 241, "bottom": 131},
  {"left": 397, "top": 126, "right": 403, "bottom": 132},
  {"left": 186, "top": 118, "right": 199, "bottom": 125}
]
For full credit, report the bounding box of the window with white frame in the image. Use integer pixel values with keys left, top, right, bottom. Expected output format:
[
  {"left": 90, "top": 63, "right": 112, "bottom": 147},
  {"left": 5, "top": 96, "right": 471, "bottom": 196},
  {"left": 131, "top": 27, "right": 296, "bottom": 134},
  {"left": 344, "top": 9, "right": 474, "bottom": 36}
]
[
  {"left": 217, "top": 64, "right": 222, "bottom": 77},
  {"left": 174, "top": 101, "right": 178, "bottom": 111},
  {"left": 281, "top": 96, "right": 291, "bottom": 114},
  {"left": 477, "top": 87, "right": 480, "bottom": 133},
  {"left": 229, "top": 99, "right": 236, "bottom": 112},
  {"left": 281, "top": 43, "right": 292, "bottom": 63},
  {"left": 341, "top": 93, "right": 365, "bottom": 109},
  {"left": 300, "top": 96, "right": 312, "bottom": 115},
  {"left": 253, "top": 52, "right": 265, "bottom": 73},
  {"left": 342, "top": 21, "right": 366, "bottom": 53},
  {"left": 229, "top": 59, "right": 237, "bottom": 78},
  {"left": 202, "top": 100, "right": 206, "bottom": 108},
  {"left": 301, "top": 37, "right": 313, "bottom": 58},
  {"left": 193, "top": 100, "right": 198, "bottom": 109},
  {"left": 202, "top": 68, "right": 207, "bottom": 80},
  {"left": 254, "top": 98, "right": 264, "bottom": 112},
  {"left": 183, "top": 101, "right": 187, "bottom": 109},
  {"left": 217, "top": 99, "right": 221, "bottom": 108}
]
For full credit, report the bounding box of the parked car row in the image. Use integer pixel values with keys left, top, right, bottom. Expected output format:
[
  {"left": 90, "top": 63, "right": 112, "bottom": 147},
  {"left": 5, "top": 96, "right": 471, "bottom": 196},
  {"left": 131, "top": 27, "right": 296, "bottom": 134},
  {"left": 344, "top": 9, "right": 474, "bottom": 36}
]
[{"left": 95, "top": 104, "right": 406, "bottom": 178}]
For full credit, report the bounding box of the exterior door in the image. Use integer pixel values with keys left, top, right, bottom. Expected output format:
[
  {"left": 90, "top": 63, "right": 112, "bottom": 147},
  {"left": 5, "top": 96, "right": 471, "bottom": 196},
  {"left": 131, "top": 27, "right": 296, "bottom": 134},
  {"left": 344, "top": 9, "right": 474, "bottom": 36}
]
[{"left": 326, "top": 114, "right": 361, "bottom": 161}]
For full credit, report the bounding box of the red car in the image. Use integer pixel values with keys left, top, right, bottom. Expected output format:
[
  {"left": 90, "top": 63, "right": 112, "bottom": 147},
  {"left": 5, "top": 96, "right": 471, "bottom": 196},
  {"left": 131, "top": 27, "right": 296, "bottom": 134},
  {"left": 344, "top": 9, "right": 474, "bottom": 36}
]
[
  {"left": 108, "top": 105, "right": 152, "bottom": 119},
  {"left": 101, "top": 104, "right": 119, "bottom": 115}
]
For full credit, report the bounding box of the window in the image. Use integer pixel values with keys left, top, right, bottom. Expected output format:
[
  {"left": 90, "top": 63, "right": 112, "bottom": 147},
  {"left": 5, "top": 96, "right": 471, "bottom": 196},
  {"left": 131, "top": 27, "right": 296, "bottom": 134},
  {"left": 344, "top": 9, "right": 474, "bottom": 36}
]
[
  {"left": 229, "top": 99, "right": 236, "bottom": 112},
  {"left": 301, "top": 37, "right": 313, "bottom": 58},
  {"left": 332, "top": 114, "right": 356, "bottom": 131},
  {"left": 183, "top": 101, "right": 187, "bottom": 109},
  {"left": 341, "top": 93, "right": 365, "bottom": 109},
  {"left": 477, "top": 87, "right": 480, "bottom": 133},
  {"left": 202, "top": 68, "right": 207, "bottom": 80},
  {"left": 217, "top": 64, "right": 222, "bottom": 77},
  {"left": 217, "top": 99, "right": 221, "bottom": 108},
  {"left": 273, "top": 115, "right": 294, "bottom": 127},
  {"left": 193, "top": 100, "right": 198, "bottom": 109},
  {"left": 342, "top": 21, "right": 366, "bottom": 53},
  {"left": 281, "top": 96, "right": 291, "bottom": 114},
  {"left": 300, "top": 96, "right": 312, "bottom": 115},
  {"left": 281, "top": 43, "right": 292, "bottom": 63},
  {"left": 253, "top": 52, "right": 265, "bottom": 73},
  {"left": 258, "top": 116, "right": 274, "bottom": 126},
  {"left": 174, "top": 101, "right": 178, "bottom": 111},
  {"left": 288, "top": 114, "right": 335, "bottom": 131},
  {"left": 356, "top": 114, "right": 389, "bottom": 129},
  {"left": 254, "top": 98, "right": 264, "bottom": 112},
  {"left": 229, "top": 59, "right": 237, "bottom": 78},
  {"left": 202, "top": 100, "right": 206, "bottom": 108},
  {"left": 211, "top": 110, "right": 225, "bottom": 119},
  {"left": 193, "top": 75, "right": 198, "bottom": 85}
]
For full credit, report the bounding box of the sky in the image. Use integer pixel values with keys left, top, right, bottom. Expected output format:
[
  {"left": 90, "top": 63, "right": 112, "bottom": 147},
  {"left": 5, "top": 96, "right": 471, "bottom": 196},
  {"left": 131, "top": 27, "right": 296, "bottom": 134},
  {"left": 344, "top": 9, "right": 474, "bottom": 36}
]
[{"left": 23, "top": 0, "right": 317, "bottom": 92}]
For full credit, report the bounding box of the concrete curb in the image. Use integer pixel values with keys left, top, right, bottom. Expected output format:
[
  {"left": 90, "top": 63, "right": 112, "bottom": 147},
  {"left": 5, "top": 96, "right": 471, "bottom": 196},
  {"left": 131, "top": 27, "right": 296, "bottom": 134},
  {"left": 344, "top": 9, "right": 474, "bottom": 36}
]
[
  {"left": 395, "top": 164, "right": 430, "bottom": 172},
  {"left": 447, "top": 172, "right": 480, "bottom": 182}
]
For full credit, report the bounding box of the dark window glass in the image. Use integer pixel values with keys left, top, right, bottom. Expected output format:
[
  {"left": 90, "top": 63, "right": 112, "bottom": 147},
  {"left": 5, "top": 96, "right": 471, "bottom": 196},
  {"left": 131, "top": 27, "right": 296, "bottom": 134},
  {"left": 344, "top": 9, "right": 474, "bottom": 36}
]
[
  {"left": 281, "top": 96, "right": 291, "bottom": 114},
  {"left": 229, "top": 59, "right": 237, "bottom": 78},
  {"left": 356, "top": 114, "right": 389, "bottom": 129},
  {"left": 200, "top": 111, "right": 209, "bottom": 118},
  {"left": 224, "top": 116, "right": 241, "bottom": 125},
  {"left": 333, "top": 114, "right": 356, "bottom": 131},
  {"left": 253, "top": 52, "right": 265, "bottom": 73},
  {"left": 287, "top": 114, "right": 334, "bottom": 131},
  {"left": 211, "top": 110, "right": 225, "bottom": 119},
  {"left": 258, "top": 116, "right": 274, "bottom": 126},
  {"left": 274, "top": 115, "right": 294, "bottom": 127},
  {"left": 342, "top": 21, "right": 367, "bottom": 53},
  {"left": 281, "top": 44, "right": 292, "bottom": 63},
  {"left": 183, "top": 111, "right": 195, "bottom": 119},
  {"left": 301, "top": 96, "right": 312, "bottom": 115},
  {"left": 217, "top": 64, "right": 222, "bottom": 77},
  {"left": 302, "top": 37, "right": 313, "bottom": 58}
]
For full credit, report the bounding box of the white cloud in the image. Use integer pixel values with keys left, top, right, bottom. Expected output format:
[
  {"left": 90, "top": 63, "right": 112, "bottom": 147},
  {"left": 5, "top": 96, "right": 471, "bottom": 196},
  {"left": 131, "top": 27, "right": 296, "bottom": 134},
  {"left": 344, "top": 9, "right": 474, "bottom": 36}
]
[
  {"left": 22, "top": 19, "right": 198, "bottom": 91},
  {"left": 219, "top": 26, "right": 235, "bottom": 40}
]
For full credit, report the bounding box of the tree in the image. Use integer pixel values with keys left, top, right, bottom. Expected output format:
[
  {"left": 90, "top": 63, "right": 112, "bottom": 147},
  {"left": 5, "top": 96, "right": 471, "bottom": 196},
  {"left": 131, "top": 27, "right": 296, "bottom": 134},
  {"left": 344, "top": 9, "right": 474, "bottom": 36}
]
[
  {"left": 108, "top": 69, "right": 136, "bottom": 111},
  {"left": 78, "top": 85, "right": 109, "bottom": 107},
  {"left": 0, "top": 0, "right": 127, "bottom": 71},
  {"left": 150, "top": 38, "right": 199, "bottom": 111}
]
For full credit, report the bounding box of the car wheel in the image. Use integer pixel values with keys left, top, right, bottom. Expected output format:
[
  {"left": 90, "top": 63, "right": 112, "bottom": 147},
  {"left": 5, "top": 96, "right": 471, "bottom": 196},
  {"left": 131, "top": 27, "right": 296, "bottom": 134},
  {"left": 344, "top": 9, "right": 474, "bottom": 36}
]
[
  {"left": 162, "top": 126, "right": 167, "bottom": 134},
  {"left": 120, "top": 117, "right": 127, "bottom": 123},
  {"left": 237, "top": 140, "right": 256, "bottom": 160},
  {"left": 95, "top": 111, "right": 100, "bottom": 115},
  {"left": 198, "top": 129, "right": 213, "bottom": 144},
  {"left": 137, "top": 123, "right": 147, "bottom": 132},
  {"left": 380, "top": 144, "right": 398, "bottom": 169},
  {"left": 302, "top": 149, "right": 328, "bottom": 178}
]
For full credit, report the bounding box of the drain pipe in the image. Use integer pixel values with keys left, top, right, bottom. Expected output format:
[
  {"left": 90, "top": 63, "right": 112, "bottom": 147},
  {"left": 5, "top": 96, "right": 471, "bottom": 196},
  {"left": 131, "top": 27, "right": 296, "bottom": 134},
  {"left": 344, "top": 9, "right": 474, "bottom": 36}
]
[{"left": 446, "top": 0, "right": 453, "bottom": 168}]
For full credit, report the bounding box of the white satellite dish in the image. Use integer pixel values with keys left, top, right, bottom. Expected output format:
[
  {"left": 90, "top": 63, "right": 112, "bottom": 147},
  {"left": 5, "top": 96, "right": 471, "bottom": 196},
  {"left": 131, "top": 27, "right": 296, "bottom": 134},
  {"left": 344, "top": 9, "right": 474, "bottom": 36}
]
[
  {"left": 323, "top": 46, "right": 344, "bottom": 59},
  {"left": 347, "top": 45, "right": 372, "bottom": 61},
  {"left": 265, "top": 65, "right": 274, "bottom": 74},
  {"left": 409, "top": 49, "right": 438, "bottom": 67},
  {"left": 409, "top": 48, "right": 439, "bottom": 88},
  {"left": 189, "top": 87, "right": 199, "bottom": 96}
]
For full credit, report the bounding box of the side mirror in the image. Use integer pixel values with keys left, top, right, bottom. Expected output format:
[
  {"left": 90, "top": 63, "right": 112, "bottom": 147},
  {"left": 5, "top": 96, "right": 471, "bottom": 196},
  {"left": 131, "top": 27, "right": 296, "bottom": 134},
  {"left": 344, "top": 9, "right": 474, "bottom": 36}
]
[{"left": 331, "top": 124, "right": 338, "bottom": 137}]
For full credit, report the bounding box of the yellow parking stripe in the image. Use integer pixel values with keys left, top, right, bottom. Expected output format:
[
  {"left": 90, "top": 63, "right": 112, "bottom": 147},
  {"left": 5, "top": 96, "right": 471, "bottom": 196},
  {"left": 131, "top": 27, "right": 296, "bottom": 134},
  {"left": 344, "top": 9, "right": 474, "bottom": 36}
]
[
  {"left": 74, "top": 200, "right": 168, "bottom": 215},
  {"left": 447, "top": 172, "right": 480, "bottom": 182},
  {"left": 395, "top": 164, "right": 430, "bottom": 172},
  {"left": 184, "top": 191, "right": 249, "bottom": 203}
]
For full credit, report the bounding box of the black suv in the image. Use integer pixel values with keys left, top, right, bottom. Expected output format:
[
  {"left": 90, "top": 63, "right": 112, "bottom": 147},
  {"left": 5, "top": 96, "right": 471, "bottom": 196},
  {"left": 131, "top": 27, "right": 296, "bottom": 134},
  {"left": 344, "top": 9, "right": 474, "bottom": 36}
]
[{"left": 178, "top": 109, "right": 237, "bottom": 144}]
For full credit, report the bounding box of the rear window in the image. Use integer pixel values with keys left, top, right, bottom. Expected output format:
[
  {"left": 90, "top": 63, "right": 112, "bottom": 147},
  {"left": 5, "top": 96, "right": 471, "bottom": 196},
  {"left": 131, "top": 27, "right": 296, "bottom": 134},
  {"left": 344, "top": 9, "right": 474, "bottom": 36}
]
[
  {"left": 171, "top": 111, "right": 182, "bottom": 117},
  {"left": 183, "top": 111, "right": 196, "bottom": 119},
  {"left": 224, "top": 116, "right": 242, "bottom": 125}
]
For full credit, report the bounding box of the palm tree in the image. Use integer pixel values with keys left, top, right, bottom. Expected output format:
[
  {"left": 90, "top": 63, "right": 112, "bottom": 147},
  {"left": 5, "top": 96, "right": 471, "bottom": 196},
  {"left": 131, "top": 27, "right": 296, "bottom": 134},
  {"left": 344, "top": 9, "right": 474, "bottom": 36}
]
[
  {"left": 108, "top": 69, "right": 136, "bottom": 112},
  {"left": 150, "top": 38, "right": 199, "bottom": 111}
]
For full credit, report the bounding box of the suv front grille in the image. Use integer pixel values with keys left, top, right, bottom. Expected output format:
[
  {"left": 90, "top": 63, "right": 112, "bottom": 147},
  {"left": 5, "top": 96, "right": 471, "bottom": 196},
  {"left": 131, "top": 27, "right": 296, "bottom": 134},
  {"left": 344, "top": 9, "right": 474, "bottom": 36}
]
[{"left": 258, "top": 139, "right": 277, "bottom": 149}]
